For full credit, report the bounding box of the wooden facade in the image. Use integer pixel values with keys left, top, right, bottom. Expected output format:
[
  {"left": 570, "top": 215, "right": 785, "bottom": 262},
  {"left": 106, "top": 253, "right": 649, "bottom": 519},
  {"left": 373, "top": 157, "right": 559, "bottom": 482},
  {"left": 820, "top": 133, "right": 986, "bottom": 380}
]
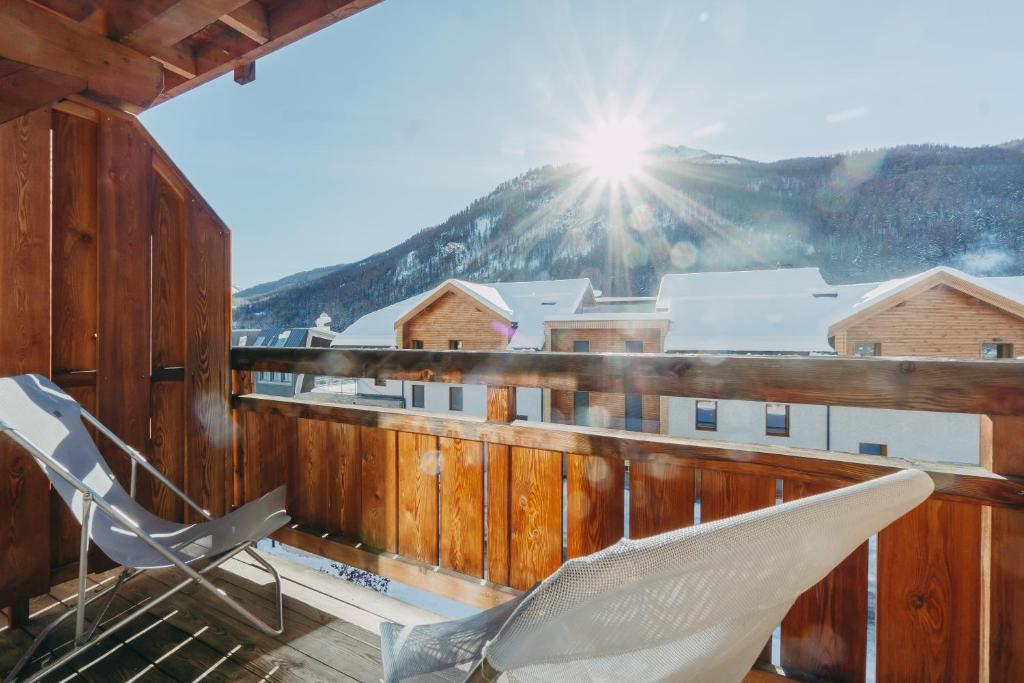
[
  {"left": 234, "top": 347, "right": 1024, "bottom": 682},
  {"left": 396, "top": 285, "right": 512, "bottom": 350},
  {"left": 0, "top": 99, "right": 231, "bottom": 612},
  {"left": 546, "top": 320, "right": 667, "bottom": 433},
  {"left": 831, "top": 276, "right": 1024, "bottom": 359}
]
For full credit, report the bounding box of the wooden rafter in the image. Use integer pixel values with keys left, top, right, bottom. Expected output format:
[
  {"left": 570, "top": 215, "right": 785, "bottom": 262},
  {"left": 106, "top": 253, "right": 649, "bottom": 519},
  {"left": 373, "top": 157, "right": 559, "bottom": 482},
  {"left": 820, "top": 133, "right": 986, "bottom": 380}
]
[
  {"left": 220, "top": 1, "right": 269, "bottom": 44},
  {"left": 0, "top": 60, "right": 85, "bottom": 123},
  {"left": 0, "top": 0, "right": 163, "bottom": 109},
  {"left": 122, "top": 0, "right": 251, "bottom": 48}
]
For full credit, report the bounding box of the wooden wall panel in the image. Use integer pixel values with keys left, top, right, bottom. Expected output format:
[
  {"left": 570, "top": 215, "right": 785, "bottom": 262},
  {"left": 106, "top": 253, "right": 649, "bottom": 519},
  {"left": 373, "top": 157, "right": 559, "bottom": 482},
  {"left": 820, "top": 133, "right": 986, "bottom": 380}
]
[
  {"left": 439, "top": 438, "right": 484, "bottom": 577},
  {"left": 359, "top": 426, "right": 397, "bottom": 552},
  {"left": 294, "top": 419, "right": 359, "bottom": 535},
  {"left": 0, "top": 107, "right": 52, "bottom": 608},
  {"left": 327, "top": 422, "right": 360, "bottom": 537},
  {"left": 567, "top": 453, "right": 623, "bottom": 558},
  {"left": 401, "top": 289, "right": 509, "bottom": 350},
  {"left": 629, "top": 461, "right": 694, "bottom": 538},
  {"left": 876, "top": 499, "right": 982, "bottom": 682},
  {"left": 97, "top": 113, "right": 152, "bottom": 487},
  {"left": 241, "top": 411, "right": 292, "bottom": 503},
  {"left": 147, "top": 173, "right": 186, "bottom": 520},
  {"left": 510, "top": 447, "right": 562, "bottom": 590},
  {"left": 50, "top": 109, "right": 99, "bottom": 569},
  {"left": 780, "top": 480, "right": 868, "bottom": 683},
  {"left": 185, "top": 200, "right": 232, "bottom": 519},
  {"left": 486, "top": 443, "right": 512, "bottom": 585},
  {"left": 397, "top": 432, "right": 439, "bottom": 564}
]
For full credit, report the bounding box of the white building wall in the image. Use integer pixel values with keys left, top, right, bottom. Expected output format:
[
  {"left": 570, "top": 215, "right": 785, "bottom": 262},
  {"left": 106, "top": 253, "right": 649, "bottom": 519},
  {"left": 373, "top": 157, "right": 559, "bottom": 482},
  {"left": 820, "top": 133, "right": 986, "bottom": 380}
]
[
  {"left": 515, "top": 387, "right": 543, "bottom": 421},
  {"left": 666, "top": 398, "right": 980, "bottom": 465},
  {"left": 667, "top": 397, "right": 827, "bottom": 450},
  {"left": 352, "top": 378, "right": 543, "bottom": 421},
  {"left": 829, "top": 407, "right": 979, "bottom": 464}
]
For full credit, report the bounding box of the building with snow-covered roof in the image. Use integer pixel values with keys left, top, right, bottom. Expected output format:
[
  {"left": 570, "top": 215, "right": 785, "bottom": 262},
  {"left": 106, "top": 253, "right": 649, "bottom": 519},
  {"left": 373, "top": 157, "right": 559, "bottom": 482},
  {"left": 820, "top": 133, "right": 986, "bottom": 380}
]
[{"left": 318, "top": 266, "right": 1024, "bottom": 463}]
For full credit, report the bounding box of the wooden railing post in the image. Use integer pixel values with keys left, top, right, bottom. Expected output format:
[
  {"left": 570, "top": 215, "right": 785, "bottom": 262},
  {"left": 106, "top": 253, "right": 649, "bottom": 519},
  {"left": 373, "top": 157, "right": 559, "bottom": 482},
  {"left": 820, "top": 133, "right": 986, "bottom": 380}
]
[
  {"left": 486, "top": 386, "right": 515, "bottom": 585},
  {"left": 230, "top": 368, "right": 253, "bottom": 509},
  {"left": 982, "top": 415, "right": 1024, "bottom": 682}
]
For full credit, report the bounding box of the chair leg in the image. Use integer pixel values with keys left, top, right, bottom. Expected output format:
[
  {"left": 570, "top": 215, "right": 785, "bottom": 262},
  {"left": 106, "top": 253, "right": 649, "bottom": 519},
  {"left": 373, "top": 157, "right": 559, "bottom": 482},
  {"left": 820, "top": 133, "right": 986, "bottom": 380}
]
[{"left": 191, "top": 544, "right": 285, "bottom": 637}]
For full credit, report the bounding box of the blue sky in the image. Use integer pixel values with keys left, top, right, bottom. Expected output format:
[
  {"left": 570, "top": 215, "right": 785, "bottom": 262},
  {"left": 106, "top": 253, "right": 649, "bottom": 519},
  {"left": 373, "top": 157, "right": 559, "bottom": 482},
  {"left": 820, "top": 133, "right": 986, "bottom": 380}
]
[{"left": 140, "top": 0, "right": 1024, "bottom": 288}]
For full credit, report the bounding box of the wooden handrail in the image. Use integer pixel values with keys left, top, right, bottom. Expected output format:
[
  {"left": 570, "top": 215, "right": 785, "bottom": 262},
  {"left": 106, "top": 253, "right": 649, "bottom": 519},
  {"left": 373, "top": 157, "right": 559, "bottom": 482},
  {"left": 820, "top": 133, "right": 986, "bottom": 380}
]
[
  {"left": 230, "top": 347, "right": 1024, "bottom": 415},
  {"left": 233, "top": 393, "right": 1024, "bottom": 508}
]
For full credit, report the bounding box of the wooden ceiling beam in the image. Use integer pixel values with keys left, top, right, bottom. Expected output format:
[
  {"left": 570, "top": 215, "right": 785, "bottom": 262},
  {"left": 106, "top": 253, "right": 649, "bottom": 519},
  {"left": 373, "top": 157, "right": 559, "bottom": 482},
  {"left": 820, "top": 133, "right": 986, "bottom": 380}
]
[
  {"left": 0, "top": 61, "right": 86, "bottom": 124},
  {"left": 219, "top": 1, "right": 268, "bottom": 44},
  {"left": 0, "top": 0, "right": 163, "bottom": 109},
  {"left": 122, "top": 0, "right": 251, "bottom": 48},
  {"left": 156, "top": 0, "right": 381, "bottom": 102}
]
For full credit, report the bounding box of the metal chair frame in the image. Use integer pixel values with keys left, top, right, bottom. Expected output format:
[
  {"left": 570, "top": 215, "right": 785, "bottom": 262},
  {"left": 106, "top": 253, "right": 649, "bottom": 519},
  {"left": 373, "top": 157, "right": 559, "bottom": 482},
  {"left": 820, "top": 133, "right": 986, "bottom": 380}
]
[{"left": 0, "top": 408, "right": 285, "bottom": 683}]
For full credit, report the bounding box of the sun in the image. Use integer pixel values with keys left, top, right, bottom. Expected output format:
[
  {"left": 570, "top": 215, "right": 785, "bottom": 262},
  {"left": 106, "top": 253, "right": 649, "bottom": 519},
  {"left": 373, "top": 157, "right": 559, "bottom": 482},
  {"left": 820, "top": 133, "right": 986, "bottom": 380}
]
[{"left": 577, "top": 116, "right": 650, "bottom": 184}]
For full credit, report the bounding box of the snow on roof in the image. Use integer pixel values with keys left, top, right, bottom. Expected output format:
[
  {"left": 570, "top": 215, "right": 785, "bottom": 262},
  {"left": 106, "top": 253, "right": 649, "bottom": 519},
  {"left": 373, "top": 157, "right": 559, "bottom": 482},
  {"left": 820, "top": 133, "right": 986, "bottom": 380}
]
[
  {"left": 836, "top": 266, "right": 1024, "bottom": 326},
  {"left": 331, "top": 278, "right": 592, "bottom": 350},
  {"left": 657, "top": 269, "right": 874, "bottom": 353}
]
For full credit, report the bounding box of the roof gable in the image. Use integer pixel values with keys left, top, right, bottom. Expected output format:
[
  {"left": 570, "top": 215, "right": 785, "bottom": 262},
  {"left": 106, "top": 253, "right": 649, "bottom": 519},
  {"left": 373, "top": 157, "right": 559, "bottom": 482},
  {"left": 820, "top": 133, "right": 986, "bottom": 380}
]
[
  {"left": 393, "top": 280, "right": 513, "bottom": 332},
  {"left": 827, "top": 267, "right": 1024, "bottom": 337}
]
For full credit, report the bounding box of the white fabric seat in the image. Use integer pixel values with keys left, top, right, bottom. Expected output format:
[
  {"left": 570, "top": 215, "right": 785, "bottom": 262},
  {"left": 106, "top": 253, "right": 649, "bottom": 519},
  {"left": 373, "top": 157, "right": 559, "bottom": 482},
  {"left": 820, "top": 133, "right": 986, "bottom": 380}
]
[
  {"left": 0, "top": 374, "right": 290, "bottom": 683},
  {"left": 381, "top": 468, "right": 933, "bottom": 682}
]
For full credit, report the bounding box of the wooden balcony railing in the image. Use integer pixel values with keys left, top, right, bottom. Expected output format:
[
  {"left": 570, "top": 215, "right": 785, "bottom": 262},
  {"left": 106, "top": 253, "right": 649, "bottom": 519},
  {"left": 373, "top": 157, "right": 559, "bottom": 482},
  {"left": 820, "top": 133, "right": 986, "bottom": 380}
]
[{"left": 231, "top": 347, "right": 1024, "bottom": 682}]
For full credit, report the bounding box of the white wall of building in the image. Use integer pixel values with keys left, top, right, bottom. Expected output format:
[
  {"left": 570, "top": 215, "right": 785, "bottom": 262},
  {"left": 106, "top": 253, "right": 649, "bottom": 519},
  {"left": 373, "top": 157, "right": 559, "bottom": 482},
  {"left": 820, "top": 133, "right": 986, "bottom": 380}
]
[
  {"left": 829, "top": 407, "right": 979, "bottom": 464},
  {"left": 666, "top": 397, "right": 980, "bottom": 464},
  {"left": 667, "top": 397, "right": 827, "bottom": 450},
  {"left": 352, "top": 379, "right": 543, "bottom": 421}
]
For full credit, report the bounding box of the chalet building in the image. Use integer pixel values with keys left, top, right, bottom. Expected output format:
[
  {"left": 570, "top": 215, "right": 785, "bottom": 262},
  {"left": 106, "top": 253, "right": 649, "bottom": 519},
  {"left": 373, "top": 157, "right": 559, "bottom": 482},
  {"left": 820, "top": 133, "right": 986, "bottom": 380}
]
[
  {"left": 233, "top": 316, "right": 335, "bottom": 397},
  {"left": 330, "top": 266, "right": 1024, "bottom": 464}
]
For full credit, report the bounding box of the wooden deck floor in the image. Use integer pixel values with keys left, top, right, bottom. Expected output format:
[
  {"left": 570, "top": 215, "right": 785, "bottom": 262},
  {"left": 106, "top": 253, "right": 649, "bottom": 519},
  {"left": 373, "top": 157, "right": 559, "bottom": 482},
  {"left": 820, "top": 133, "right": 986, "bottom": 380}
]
[{"left": 0, "top": 552, "right": 443, "bottom": 682}]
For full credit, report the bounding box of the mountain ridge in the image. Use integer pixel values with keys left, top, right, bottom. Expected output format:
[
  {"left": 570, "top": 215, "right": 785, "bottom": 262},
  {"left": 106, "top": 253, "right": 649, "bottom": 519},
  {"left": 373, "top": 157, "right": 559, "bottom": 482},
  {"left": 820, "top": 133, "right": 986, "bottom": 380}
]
[{"left": 234, "top": 140, "right": 1024, "bottom": 331}]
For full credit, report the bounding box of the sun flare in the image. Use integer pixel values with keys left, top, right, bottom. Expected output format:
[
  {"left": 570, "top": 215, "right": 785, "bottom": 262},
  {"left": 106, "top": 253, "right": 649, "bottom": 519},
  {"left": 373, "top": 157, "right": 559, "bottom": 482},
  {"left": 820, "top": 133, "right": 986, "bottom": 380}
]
[{"left": 577, "top": 116, "right": 650, "bottom": 184}]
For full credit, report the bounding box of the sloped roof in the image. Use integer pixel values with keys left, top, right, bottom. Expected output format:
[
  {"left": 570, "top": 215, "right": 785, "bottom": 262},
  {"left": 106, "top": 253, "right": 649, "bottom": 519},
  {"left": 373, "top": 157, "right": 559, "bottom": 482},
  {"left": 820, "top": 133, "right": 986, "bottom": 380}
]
[
  {"left": 828, "top": 266, "right": 1024, "bottom": 335},
  {"left": 332, "top": 278, "right": 592, "bottom": 350}
]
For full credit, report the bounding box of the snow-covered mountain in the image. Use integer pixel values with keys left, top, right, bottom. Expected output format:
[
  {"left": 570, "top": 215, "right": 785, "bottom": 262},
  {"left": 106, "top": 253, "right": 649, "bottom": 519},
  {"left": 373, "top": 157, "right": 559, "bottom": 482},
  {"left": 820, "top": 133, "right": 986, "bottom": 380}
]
[{"left": 234, "top": 142, "right": 1024, "bottom": 331}]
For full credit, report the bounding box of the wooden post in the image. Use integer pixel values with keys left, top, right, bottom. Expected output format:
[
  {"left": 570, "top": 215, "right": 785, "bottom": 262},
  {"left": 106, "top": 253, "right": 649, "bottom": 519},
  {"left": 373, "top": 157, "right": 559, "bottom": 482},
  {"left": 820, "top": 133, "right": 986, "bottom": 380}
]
[
  {"left": 982, "top": 415, "right": 1024, "bottom": 682},
  {"left": 486, "top": 386, "right": 515, "bottom": 585},
  {"left": 231, "top": 369, "right": 253, "bottom": 509},
  {"left": 5, "top": 599, "right": 29, "bottom": 629}
]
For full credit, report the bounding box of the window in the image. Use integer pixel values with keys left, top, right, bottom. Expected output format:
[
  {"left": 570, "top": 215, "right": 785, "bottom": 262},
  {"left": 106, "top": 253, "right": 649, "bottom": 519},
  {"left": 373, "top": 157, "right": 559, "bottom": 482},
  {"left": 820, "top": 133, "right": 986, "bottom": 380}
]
[
  {"left": 515, "top": 414, "right": 528, "bottom": 421},
  {"left": 982, "top": 342, "right": 1013, "bottom": 359},
  {"left": 573, "top": 340, "right": 590, "bottom": 352},
  {"left": 449, "top": 386, "right": 463, "bottom": 411},
  {"left": 410, "top": 339, "right": 424, "bottom": 349},
  {"left": 411, "top": 384, "right": 425, "bottom": 408},
  {"left": 625, "top": 393, "right": 643, "bottom": 431},
  {"left": 625, "top": 340, "right": 644, "bottom": 353},
  {"left": 573, "top": 391, "right": 589, "bottom": 426},
  {"left": 854, "top": 342, "right": 879, "bottom": 357},
  {"left": 859, "top": 442, "right": 888, "bottom": 456},
  {"left": 374, "top": 377, "right": 386, "bottom": 387},
  {"left": 449, "top": 340, "right": 463, "bottom": 350},
  {"left": 766, "top": 403, "right": 790, "bottom": 436},
  {"left": 696, "top": 400, "right": 718, "bottom": 431}
]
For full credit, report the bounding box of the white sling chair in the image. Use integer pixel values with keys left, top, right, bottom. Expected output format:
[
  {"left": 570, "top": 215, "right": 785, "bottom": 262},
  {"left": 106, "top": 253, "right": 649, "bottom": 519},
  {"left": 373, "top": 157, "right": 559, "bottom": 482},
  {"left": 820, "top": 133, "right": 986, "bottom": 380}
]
[
  {"left": 381, "top": 468, "right": 933, "bottom": 682},
  {"left": 0, "top": 374, "right": 291, "bottom": 683}
]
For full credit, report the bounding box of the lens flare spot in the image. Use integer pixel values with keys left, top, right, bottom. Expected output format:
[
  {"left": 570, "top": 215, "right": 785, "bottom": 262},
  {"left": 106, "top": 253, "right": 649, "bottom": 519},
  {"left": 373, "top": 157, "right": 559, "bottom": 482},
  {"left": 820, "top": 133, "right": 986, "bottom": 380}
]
[{"left": 670, "top": 242, "right": 700, "bottom": 270}]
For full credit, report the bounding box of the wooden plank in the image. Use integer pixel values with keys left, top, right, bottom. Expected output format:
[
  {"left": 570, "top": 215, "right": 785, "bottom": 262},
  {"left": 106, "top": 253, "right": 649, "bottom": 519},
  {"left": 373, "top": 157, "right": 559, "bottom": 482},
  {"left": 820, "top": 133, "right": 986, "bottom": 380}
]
[
  {"left": 359, "top": 426, "right": 397, "bottom": 552},
  {"left": 509, "top": 447, "right": 562, "bottom": 590},
  {"left": 567, "top": 453, "right": 623, "bottom": 557},
  {"left": 981, "top": 415, "right": 1024, "bottom": 682},
  {"left": 274, "top": 525, "right": 520, "bottom": 610},
  {"left": 486, "top": 443, "right": 512, "bottom": 585},
  {"left": 0, "top": 107, "right": 52, "bottom": 608},
  {"left": 294, "top": 419, "right": 360, "bottom": 536},
  {"left": 234, "top": 395, "right": 1024, "bottom": 509},
  {"left": 147, "top": 172, "right": 187, "bottom": 521},
  {"left": 185, "top": 197, "right": 232, "bottom": 519},
  {"left": 97, "top": 113, "right": 152, "bottom": 488},
  {"left": 242, "top": 411, "right": 292, "bottom": 502},
  {"left": 0, "top": 0, "right": 163, "bottom": 109},
  {"left": 876, "top": 499, "right": 982, "bottom": 682},
  {"left": 230, "top": 347, "right": 1024, "bottom": 416},
  {"left": 397, "top": 432, "right": 439, "bottom": 565},
  {"left": 124, "top": 0, "right": 252, "bottom": 49},
  {"left": 439, "top": 438, "right": 484, "bottom": 577},
  {"left": 0, "top": 62, "right": 84, "bottom": 124},
  {"left": 629, "top": 461, "right": 694, "bottom": 538},
  {"left": 52, "top": 110, "right": 98, "bottom": 376},
  {"left": 780, "top": 480, "right": 868, "bottom": 683},
  {"left": 701, "top": 470, "right": 776, "bottom": 662},
  {"left": 485, "top": 386, "right": 515, "bottom": 585},
  {"left": 221, "top": 1, "right": 270, "bottom": 43}
]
